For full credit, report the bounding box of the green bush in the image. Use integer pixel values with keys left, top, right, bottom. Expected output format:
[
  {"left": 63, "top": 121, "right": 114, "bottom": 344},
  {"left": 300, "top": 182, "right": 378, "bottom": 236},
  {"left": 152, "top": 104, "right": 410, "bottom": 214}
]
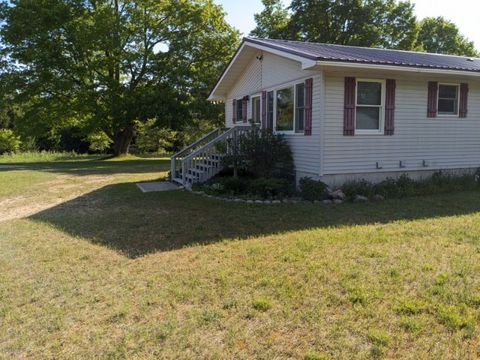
[
  {"left": 0, "top": 129, "right": 21, "bottom": 154},
  {"left": 222, "top": 128, "right": 294, "bottom": 179},
  {"left": 87, "top": 131, "right": 112, "bottom": 152},
  {"left": 248, "top": 177, "right": 293, "bottom": 199},
  {"left": 342, "top": 171, "right": 480, "bottom": 200},
  {"left": 299, "top": 177, "right": 328, "bottom": 201}
]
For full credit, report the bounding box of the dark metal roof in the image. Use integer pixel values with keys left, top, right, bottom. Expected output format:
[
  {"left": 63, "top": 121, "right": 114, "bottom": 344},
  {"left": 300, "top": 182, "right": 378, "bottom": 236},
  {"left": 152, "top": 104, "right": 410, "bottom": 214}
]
[{"left": 246, "top": 37, "right": 480, "bottom": 73}]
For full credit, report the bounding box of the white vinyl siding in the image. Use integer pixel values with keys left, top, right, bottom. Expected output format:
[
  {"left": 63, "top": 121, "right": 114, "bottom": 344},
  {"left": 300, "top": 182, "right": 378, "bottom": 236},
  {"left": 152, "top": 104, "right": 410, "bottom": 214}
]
[
  {"left": 323, "top": 72, "right": 480, "bottom": 175},
  {"left": 225, "top": 51, "right": 321, "bottom": 177}
]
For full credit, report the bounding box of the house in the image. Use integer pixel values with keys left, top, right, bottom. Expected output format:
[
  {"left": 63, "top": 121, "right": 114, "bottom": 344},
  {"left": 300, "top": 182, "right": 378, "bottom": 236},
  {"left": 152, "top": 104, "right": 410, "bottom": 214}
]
[{"left": 172, "top": 37, "right": 480, "bottom": 186}]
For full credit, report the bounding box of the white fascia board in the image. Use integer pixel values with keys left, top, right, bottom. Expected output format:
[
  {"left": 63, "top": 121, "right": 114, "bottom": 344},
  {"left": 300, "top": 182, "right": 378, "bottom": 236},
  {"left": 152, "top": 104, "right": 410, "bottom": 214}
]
[{"left": 315, "top": 61, "right": 480, "bottom": 78}]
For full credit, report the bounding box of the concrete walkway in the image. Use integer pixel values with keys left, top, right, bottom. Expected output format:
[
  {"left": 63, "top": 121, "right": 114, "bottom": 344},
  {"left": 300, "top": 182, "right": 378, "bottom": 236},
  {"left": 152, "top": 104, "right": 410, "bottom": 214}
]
[{"left": 136, "top": 181, "right": 182, "bottom": 193}]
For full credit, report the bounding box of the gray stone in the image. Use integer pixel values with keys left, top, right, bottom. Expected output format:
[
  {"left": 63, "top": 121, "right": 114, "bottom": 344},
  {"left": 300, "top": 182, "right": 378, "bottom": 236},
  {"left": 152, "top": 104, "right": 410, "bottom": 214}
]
[
  {"left": 254, "top": 200, "right": 263, "bottom": 204},
  {"left": 272, "top": 200, "right": 281, "bottom": 204},
  {"left": 372, "top": 194, "right": 385, "bottom": 201},
  {"left": 322, "top": 199, "right": 333, "bottom": 204},
  {"left": 354, "top": 195, "right": 369, "bottom": 203},
  {"left": 247, "top": 200, "right": 254, "bottom": 204},
  {"left": 333, "top": 199, "right": 343, "bottom": 204},
  {"left": 328, "top": 189, "right": 346, "bottom": 201},
  {"left": 263, "top": 200, "right": 272, "bottom": 204}
]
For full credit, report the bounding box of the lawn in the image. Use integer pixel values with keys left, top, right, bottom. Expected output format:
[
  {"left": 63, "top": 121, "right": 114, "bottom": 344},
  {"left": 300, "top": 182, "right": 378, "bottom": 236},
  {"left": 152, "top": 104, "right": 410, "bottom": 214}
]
[{"left": 0, "top": 154, "right": 479, "bottom": 359}]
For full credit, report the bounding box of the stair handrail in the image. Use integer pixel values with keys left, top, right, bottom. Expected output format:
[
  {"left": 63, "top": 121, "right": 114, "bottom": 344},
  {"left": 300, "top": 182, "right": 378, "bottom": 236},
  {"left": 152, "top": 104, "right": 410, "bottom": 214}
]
[
  {"left": 171, "top": 127, "right": 227, "bottom": 179},
  {"left": 182, "top": 126, "right": 250, "bottom": 163}
]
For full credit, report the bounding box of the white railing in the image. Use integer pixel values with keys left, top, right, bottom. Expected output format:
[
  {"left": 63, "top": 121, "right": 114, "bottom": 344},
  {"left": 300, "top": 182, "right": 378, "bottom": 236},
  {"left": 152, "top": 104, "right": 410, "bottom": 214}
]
[
  {"left": 172, "top": 126, "right": 251, "bottom": 186},
  {"left": 170, "top": 128, "right": 226, "bottom": 182}
]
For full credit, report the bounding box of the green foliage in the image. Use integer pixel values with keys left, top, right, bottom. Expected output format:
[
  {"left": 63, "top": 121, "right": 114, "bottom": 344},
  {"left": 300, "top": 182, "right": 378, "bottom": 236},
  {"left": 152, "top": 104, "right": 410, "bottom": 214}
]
[
  {"left": 252, "top": 0, "right": 419, "bottom": 50},
  {"left": 222, "top": 129, "right": 294, "bottom": 179},
  {"left": 299, "top": 177, "right": 328, "bottom": 201},
  {"left": 134, "top": 119, "right": 178, "bottom": 155},
  {"left": 0, "top": 129, "right": 21, "bottom": 154},
  {"left": 0, "top": 0, "right": 239, "bottom": 155},
  {"left": 304, "top": 350, "right": 327, "bottom": 360},
  {"left": 251, "top": 1, "right": 479, "bottom": 56},
  {"left": 250, "top": 0, "right": 289, "bottom": 39},
  {"left": 248, "top": 177, "right": 293, "bottom": 199},
  {"left": 342, "top": 172, "right": 480, "bottom": 200},
  {"left": 87, "top": 132, "right": 112, "bottom": 153},
  {"left": 418, "top": 17, "right": 478, "bottom": 57}
]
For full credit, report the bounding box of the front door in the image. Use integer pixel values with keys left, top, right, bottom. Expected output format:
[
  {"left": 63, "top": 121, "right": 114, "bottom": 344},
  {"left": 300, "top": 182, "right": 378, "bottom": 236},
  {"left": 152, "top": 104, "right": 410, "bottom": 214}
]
[{"left": 251, "top": 95, "right": 261, "bottom": 126}]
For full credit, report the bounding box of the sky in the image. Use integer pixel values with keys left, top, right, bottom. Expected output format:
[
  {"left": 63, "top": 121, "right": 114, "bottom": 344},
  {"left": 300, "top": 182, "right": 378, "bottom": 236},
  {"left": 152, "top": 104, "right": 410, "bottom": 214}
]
[{"left": 217, "top": 0, "right": 480, "bottom": 49}]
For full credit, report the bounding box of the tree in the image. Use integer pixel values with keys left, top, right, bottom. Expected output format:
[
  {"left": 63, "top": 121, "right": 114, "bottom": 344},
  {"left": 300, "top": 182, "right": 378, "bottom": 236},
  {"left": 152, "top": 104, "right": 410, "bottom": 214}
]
[
  {"left": 251, "top": 0, "right": 419, "bottom": 50},
  {"left": 250, "top": 0, "right": 289, "bottom": 39},
  {"left": 0, "top": 0, "right": 239, "bottom": 155},
  {"left": 417, "top": 17, "right": 478, "bottom": 57}
]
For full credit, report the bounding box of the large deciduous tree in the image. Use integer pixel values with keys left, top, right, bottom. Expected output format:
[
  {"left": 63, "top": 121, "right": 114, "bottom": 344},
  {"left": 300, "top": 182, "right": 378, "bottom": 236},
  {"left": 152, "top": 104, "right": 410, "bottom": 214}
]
[
  {"left": 251, "top": 0, "right": 419, "bottom": 50},
  {"left": 0, "top": 0, "right": 239, "bottom": 155},
  {"left": 417, "top": 17, "right": 478, "bottom": 57}
]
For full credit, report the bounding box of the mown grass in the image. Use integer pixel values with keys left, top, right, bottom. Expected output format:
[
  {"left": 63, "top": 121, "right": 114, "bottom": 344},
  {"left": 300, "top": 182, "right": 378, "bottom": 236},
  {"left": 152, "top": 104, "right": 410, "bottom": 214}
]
[{"left": 0, "top": 155, "right": 480, "bottom": 359}]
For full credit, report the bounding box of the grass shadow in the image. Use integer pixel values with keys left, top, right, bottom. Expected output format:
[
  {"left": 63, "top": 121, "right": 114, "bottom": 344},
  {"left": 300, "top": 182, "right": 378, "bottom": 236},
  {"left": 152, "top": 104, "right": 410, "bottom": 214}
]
[{"left": 29, "top": 182, "right": 480, "bottom": 258}]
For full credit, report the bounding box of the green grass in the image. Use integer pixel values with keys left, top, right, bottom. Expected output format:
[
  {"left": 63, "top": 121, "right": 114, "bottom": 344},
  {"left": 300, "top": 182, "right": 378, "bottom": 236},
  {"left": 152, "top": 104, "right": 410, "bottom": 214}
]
[{"left": 1, "top": 154, "right": 480, "bottom": 358}]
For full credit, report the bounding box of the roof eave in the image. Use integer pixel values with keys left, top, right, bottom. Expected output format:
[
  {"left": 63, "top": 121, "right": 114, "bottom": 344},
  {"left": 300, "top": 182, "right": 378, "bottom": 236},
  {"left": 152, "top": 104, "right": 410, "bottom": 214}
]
[{"left": 313, "top": 60, "right": 480, "bottom": 77}]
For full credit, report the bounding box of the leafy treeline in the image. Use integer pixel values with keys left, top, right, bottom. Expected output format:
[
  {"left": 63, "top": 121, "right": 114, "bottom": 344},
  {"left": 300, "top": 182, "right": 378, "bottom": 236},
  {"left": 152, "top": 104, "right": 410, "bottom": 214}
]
[
  {"left": 0, "top": 0, "right": 239, "bottom": 155},
  {"left": 0, "top": 0, "right": 477, "bottom": 155},
  {"left": 251, "top": 0, "right": 478, "bottom": 57}
]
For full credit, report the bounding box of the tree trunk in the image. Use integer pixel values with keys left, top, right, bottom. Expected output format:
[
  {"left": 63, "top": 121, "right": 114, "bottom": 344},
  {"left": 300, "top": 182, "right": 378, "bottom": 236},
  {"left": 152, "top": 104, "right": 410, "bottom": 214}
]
[{"left": 113, "top": 125, "right": 135, "bottom": 156}]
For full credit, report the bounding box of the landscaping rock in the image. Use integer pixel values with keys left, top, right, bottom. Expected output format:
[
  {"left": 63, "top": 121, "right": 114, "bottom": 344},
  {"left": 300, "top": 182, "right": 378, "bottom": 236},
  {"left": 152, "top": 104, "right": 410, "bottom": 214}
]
[
  {"left": 372, "top": 194, "right": 385, "bottom": 202},
  {"left": 247, "top": 200, "right": 254, "bottom": 204},
  {"left": 263, "top": 200, "right": 272, "bottom": 204},
  {"left": 254, "top": 200, "right": 263, "bottom": 204},
  {"left": 354, "top": 195, "right": 369, "bottom": 203},
  {"left": 328, "top": 189, "right": 346, "bottom": 201},
  {"left": 333, "top": 199, "right": 343, "bottom": 204},
  {"left": 272, "top": 200, "right": 281, "bottom": 204},
  {"left": 322, "top": 199, "right": 333, "bottom": 204}
]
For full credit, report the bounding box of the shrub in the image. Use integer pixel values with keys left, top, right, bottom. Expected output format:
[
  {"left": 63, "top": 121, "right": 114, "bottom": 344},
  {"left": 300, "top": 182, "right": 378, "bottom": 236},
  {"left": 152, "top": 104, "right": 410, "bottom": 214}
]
[
  {"left": 299, "top": 177, "right": 328, "bottom": 201},
  {"left": 135, "top": 120, "right": 178, "bottom": 154},
  {"left": 0, "top": 129, "right": 21, "bottom": 154},
  {"left": 248, "top": 177, "right": 293, "bottom": 199},
  {"left": 342, "top": 171, "right": 480, "bottom": 200},
  {"left": 87, "top": 131, "right": 112, "bottom": 152},
  {"left": 222, "top": 128, "right": 294, "bottom": 179}
]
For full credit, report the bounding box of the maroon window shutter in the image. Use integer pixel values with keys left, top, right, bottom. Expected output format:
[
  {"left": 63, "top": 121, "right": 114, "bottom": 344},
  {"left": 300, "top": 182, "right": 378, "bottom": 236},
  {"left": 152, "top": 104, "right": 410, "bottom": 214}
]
[
  {"left": 242, "top": 97, "right": 248, "bottom": 123},
  {"left": 304, "top": 78, "right": 313, "bottom": 135},
  {"left": 261, "top": 91, "right": 267, "bottom": 129},
  {"left": 384, "top": 79, "right": 396, "bottom": 135},
  {"left": 232, "top": 99, "right": 237, "bottom": 124},
  {"left": 459, "top": 83, "right": 469, "bottom": 118},
  {"left": 344, "top": 77, "right": 356, "bottom": 136},
  {"left": 427, "top": 81, "right": 438, "bottom": 118}
]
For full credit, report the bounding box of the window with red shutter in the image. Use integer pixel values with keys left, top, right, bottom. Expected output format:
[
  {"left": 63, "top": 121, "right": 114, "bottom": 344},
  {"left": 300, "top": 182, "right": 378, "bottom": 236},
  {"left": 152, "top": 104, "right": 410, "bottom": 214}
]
[
  {"left": 427, "top": 81, "right": 438, "bottom": 118},
  {"left": 459, "top": 83, "right": 469, "bottom": 118},
  {"left": 304, "top": 78, "right": 312, "bottom": 135},
  {"left": 384, "top": 79, "right": 396, "bottom": 135},
  {"left": 344, "top": 77, "right": 356, "bottom": 135}
]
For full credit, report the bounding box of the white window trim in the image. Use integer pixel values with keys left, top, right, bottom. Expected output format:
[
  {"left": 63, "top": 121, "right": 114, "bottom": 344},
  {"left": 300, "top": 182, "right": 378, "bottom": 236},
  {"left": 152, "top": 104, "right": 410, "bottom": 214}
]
[
  {"left": 250, "top": 93, "right": 262, "bottom": 126},
  {"left": 355, "top": 78, "right": 385, "bottom": 135},
  {"left": 266, "top": 78, "right": 309, "bottom": 135},
  {"left": 437, "top": 83, "right": 460, "bottom": 117}
]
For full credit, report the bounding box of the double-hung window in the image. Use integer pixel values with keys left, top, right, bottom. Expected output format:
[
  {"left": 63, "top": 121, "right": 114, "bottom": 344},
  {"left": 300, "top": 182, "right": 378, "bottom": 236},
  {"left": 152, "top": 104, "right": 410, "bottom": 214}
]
[
  {"left": 236, "top": 99, "right": 243, "bottom": 122},
  {"left": 438, "top": 84, "right": 459, "bottom": 115},
  {"left": 356, "top": 80, "right": 384, "bottom": 134},
  {"left": 274, "top": 81, "right": 306, "bottom": 133}
]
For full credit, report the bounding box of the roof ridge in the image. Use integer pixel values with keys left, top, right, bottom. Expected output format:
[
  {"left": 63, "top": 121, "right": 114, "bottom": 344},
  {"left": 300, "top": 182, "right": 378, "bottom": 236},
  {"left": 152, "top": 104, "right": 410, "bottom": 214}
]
[{"left": 245, "top": 37, "right": 480, "bottom": 61}]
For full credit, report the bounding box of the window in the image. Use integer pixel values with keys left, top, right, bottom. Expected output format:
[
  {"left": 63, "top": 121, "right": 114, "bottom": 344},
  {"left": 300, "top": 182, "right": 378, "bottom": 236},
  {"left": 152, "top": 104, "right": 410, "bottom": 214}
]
[
  {"left": 236, "top": 99, "right": 243, "bottom": 122},
  {"left": 356, "top": 80, "right": 384, "bottom": 133},
  {"left": 267, "top": 91, "right": 274, "bottom": 129},
  {"left": 251, "top": 96, "right": 261, "bottom": 125},
  {"left": 276, "top": 87, "right": 294, "bottom": 131},
  {"left": 295, "top": 83, "right": 305, "bottom": 133},
  {"left": 438, "top": 84, "right": 459, "bottom": 115}
]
